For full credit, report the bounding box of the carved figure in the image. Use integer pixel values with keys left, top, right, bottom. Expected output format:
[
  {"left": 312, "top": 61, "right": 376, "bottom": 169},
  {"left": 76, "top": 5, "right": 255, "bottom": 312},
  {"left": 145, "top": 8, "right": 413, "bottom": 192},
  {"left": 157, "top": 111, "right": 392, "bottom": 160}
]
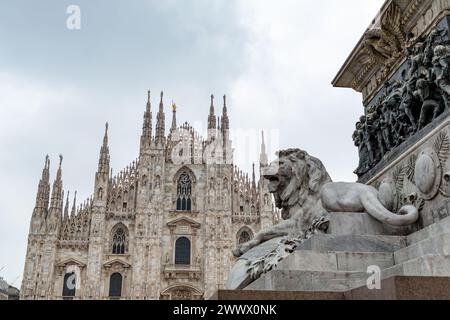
[
  {"left": 233, "top": 149, "right": 419, "bottom": 257},
  {"left": 360, "top": 116, "right": 375, "bottom": 166},
  {"left": 414, "top": 78, "right": 443, "bottom": 130},
  {"left": 354, "top": 27, "right": 450, "bottom": 177},
  {"left": 373, "top": 107, "right": 387, "bottom": 156},
  {"left": 353, "top": 122, "right": 370, "bottom": 175},
  {"left": 399, "top": 81, "right": 418, "bottom": 131},
  {"left": 433, "top": 45, "right": 450, "bottom": 98},
  {"left": 380, "top": 104, "right": 393, "bottom": 150},
  {"left": 408, "top": 42, "right": 426, "bottom": 80},
  {"left": 363, "top": 4, "right": 405, "bottom": 67}
]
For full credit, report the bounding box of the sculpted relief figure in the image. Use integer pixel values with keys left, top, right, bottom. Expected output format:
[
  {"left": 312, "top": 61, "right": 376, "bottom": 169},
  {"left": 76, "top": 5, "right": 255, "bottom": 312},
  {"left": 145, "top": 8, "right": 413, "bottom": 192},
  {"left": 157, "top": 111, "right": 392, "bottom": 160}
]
[
  {"left": 380, "top": 103, "right": 393, "bottom": 150},
  {"left": 363, "top": 3, "right": 405, "bottom": 69},
  {"left": 414, "top": 78, "right": 443, "bottom": 130},
  {"left": 227, "top": 149, "right": 419, "bottom": 289},
  {"left": 354, "top": 27, "right": 450, "bottom": 177},
  {"left": 353, "top": 121, "right": 370, "bottom": 175},
  {"left": 432, "top": 45, "right": 450, "bottom": 99}
]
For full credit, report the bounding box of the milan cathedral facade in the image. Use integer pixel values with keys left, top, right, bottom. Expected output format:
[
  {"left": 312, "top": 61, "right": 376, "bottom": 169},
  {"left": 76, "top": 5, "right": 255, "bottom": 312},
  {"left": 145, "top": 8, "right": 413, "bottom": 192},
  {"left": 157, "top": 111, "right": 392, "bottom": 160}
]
[{"left": 20, "top": 92, "right": 278, "bottom": 300}]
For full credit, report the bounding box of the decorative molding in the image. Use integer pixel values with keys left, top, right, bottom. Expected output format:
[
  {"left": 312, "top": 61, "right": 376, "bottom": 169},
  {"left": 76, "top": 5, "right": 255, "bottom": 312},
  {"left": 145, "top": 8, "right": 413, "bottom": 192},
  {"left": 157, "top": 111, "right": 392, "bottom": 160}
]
[
  {"left": 333, "top": 0, "right": 446, "bottom": 100},
  {"left": 166, "top": 217, "right": 201, "bottom": 229},
  {"left": 103, "top": 258, "right": 131, "bottom": 269}
]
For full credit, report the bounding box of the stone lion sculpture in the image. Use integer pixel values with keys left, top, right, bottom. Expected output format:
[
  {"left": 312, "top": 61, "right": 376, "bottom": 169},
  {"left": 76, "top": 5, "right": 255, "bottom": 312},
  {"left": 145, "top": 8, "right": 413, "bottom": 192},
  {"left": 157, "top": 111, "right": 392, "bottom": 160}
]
[
  {"left": 233, "top": 148, "right": 419, "bottom": 257},
  {"left": 227, "top": 149, "right": 419, "bottom": 289}
]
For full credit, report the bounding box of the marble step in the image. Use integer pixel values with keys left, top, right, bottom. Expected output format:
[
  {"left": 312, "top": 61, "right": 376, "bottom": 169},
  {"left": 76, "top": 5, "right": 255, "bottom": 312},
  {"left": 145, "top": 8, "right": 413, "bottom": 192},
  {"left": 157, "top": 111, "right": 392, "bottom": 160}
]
[
  {"left": 246, "top": 270, "right": 368, "bottom": 292},
  {"left": 395, "top": 254, "right": 450, "bottom": 277},
  {"left": 348, "top": 254, "right": 450, "bottom": 290},
  {"left": 296, "top": 233, "right": 407, "bottom": 253},
  {"left": 276, "top": 250, "right": 394, "bottom": 273},
  {"left": 218, "top": 276, "right": 450, "bottom": 300},
  {"left": 394, "top": 233, "right": 450, "bottom": 264},
  {"left": 406, "top": 216, "right": 450, "bottom": 245},
  {"left": 248, "top": 255, "right": 450, "bottom": 292}
]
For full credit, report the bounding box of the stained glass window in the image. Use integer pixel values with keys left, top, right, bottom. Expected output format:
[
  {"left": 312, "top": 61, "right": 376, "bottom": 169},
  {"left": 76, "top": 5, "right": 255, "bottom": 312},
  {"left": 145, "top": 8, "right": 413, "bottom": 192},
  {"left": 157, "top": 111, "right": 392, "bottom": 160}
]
[
  {"left": 238, "top": 230, "right": 252, "bottom": 245},
  {"left": 176, "top": 173, "right": 192, "bottom": 211},
  {"left": 112, "top": 227, "right": 126, "bottom": 254}
]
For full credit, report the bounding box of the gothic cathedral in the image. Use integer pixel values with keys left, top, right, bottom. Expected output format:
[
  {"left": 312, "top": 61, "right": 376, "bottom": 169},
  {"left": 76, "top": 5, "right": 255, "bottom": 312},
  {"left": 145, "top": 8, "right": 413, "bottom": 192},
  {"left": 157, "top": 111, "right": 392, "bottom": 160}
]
[{"left": 20, "top": 91, "right": 278, "bottom": 300}]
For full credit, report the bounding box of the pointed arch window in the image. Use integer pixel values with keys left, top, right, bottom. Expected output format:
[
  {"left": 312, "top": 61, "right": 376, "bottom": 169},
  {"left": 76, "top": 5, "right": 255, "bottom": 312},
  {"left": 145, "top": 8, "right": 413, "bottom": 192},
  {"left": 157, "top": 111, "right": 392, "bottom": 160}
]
[
  {"left": 239, "top": 231, "right": 251, "bottom": 244},
  {"left": 175, "top": 237, "right": 191, "bottom": 265},
  {"left": 112, "top": 226, "right": 126, "bottom": 254},
  {"left": 176, "top": 173, "right": 192, "bottom": 211},
  {"left": 237, "top": 228, "right": 253, "bottom": 245}
]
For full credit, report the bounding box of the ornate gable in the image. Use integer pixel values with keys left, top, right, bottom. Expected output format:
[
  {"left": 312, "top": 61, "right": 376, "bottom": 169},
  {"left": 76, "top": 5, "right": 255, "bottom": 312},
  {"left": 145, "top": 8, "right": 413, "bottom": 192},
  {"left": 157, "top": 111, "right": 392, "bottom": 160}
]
[
  {"left": 103, "top": 258, "right": 131, "bottom": 269},
  {"left": 55, "top": 258, "right": 86, "bottom": 275},
  {"left": 56, "top": 258, "right": 86, "bottom": 268}
]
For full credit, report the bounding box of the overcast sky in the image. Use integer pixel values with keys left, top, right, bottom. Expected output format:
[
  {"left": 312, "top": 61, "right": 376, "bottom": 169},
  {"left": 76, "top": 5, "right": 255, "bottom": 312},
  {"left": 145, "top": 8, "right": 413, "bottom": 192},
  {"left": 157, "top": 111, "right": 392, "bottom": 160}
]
[{"left": 0, "top": 0, "right": 384, "bottom": 287}]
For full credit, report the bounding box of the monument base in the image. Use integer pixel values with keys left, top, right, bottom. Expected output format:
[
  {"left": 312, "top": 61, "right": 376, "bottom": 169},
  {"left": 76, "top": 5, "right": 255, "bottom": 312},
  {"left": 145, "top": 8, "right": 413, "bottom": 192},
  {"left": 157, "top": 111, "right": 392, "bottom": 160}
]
[
  {"left": 215, "top": 276, "right": 450, "bottom": 300},
  {"left": 232, "top": 214, "right": 450, "bottom": 296}
]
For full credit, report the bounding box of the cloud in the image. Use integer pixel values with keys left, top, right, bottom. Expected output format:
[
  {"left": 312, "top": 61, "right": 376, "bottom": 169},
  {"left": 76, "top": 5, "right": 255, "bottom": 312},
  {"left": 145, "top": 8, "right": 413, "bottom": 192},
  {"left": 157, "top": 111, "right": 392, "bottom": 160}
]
[
  {"left": 0, "top": 0, "right": 386, "bottom": 288},
  {"left": 229, "top": 0, "right": 385, "bottom": 179},
  {"left": 0, "top": 72, "right": 111, "bottom": 286},
  {"left": 0, "top": 72, "right": 77, "bottom": 286}
]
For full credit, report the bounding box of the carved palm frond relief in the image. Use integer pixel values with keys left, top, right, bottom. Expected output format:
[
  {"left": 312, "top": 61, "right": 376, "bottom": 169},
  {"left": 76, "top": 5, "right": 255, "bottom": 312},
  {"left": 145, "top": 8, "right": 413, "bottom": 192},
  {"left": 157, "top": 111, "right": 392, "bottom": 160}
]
[
  {"left": 405, "top": 154, "right": 417, "bottom": 182},
  {"left": 392, "top": 164, "right": 407, "bottom": 194},
  {"left": 434, "top": 130, "right": 450, "bottom": 166}
]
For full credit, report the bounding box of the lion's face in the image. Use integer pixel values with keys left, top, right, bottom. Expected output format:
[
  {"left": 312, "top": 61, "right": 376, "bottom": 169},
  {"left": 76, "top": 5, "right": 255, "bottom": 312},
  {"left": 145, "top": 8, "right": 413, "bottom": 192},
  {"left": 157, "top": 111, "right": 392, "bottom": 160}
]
[
  {"left": 263, "top": 157, "right": 302, "bottom": 210},
  {"left": 263, "top": 149, "right": 330, "bottom": 219}
]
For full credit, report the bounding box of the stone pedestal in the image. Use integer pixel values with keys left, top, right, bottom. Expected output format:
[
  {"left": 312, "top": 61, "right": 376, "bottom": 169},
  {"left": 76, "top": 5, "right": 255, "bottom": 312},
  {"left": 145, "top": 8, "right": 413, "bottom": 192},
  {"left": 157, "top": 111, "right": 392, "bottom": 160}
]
[
  {"left": 216, "top": 276, "right": 450, "bottom": 300},
  {"left": 239, "top": 215, "right": 450, "bottom": 294}
]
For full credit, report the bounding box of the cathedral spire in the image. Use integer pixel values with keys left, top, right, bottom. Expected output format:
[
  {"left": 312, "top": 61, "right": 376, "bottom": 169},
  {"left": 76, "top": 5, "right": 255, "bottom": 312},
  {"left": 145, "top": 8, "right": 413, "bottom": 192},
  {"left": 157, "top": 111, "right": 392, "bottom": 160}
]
[
  {"left": 49, "top": 155, "right": 63, "bottom": 211},
  {"left": 60, "top": 190, "right": 65, "bottom": 221},
  {"left": 171, "top": 101, "right": 177, "bottom": 132},
  {"left": 71, "top": 191, "right": 77, "bottom": 217},
  {"left": 141, "top": 90, "right": 153, "bottom": 147},
  {"left": 97, "top": 123, "right": 110, "bottom": 175},
  {"left": 155, "top": 91, "right": 166, "bottom": 145},
  {"left": 252, "top": 163, "right": 257, "bottom": 196},
  {"left": 34, "top": 155, "right": 51, "bottom": 211},
  {"left": 103, "top": 122, "right": 108, "bottom": 148},
  {"left": 221, "top": 94, "right": 229, "bottom": 132},
  {"left": 94, "top": 123, "right": 110, "bottom": 203},
  {"left": 208, "top": 94, "right": 216, "bottom": 130},
  {"left": 64, "top": 190, "right": 70, "bottom": 220},
  {"left": 221, "top": 94, "right": 231, "bottom": 163},
  {"left": 252, "top": 163, "right": 256, "bottom": 185},
  {"left": 260, "top": 131, "right": 268, "bottom": 167}
]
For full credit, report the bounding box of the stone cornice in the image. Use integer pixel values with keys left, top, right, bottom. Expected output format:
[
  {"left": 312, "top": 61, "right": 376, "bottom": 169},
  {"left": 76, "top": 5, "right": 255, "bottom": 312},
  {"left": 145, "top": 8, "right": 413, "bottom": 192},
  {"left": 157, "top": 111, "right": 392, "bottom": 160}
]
[
  {"left": 166, "top": 217, "right": 201, "bottom": 228},
  {"left": 55, "top": 258, "right": 86, "bottom": 268},
  {"left": 103, "top": 258, "right": 131, "bottom": 269},
  {"left": 333, "top": 0, "right": 441, "bottom": 103}
]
